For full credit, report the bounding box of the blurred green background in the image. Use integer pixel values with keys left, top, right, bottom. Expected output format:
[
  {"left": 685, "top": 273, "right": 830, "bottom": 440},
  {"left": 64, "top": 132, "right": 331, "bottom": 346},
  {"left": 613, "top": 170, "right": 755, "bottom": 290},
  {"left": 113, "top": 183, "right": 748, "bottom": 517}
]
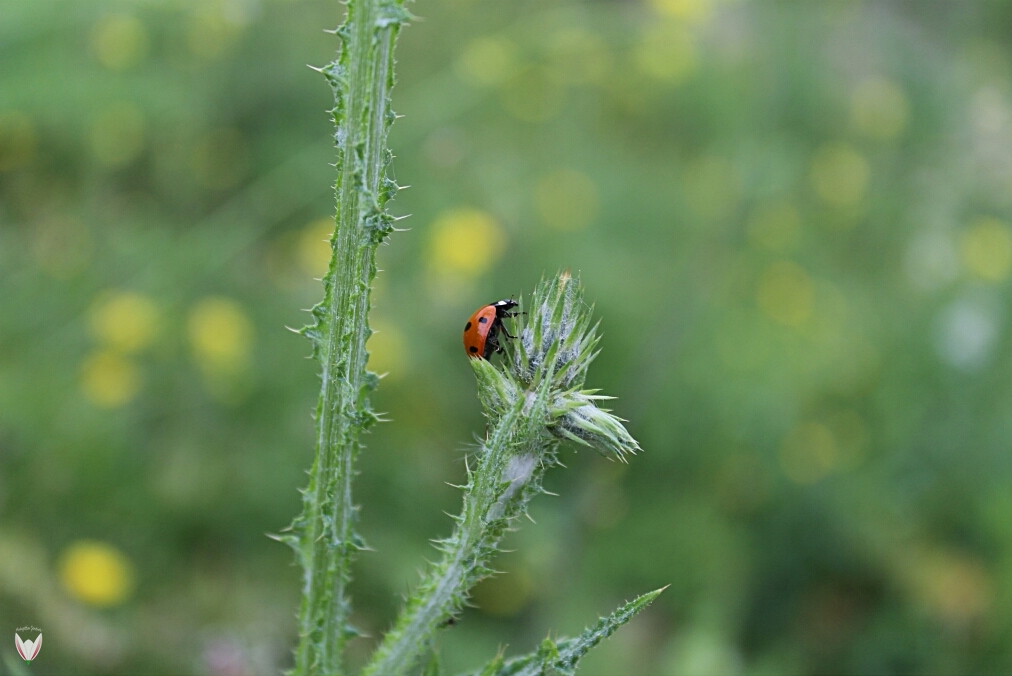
[{"left": 3, "top": 0, "right": 1012, "bottom": 673}]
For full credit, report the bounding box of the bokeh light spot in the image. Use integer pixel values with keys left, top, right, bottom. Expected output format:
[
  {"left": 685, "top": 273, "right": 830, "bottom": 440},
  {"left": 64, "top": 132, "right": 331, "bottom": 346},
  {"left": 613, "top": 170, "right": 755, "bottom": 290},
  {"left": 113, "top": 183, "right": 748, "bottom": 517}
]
[
  {"left": 662, "top": 628, "right": 742, "bottom": 676},
  {"left": 80, "top": 351, "right": 142, "bottom": 408},
  {"left": 634, "top": 24, "right": 698, "bottom": 83},
  {"left": 456, "top": 37, "right": 518, "bottom": 87},
  {"left": 780, "top": 422, "right": 838, "bottom": 484},
  {"left": 188, "top": 297, "right": 255, "bottom": 373},
  {"left": 367, "top": 320, "right": 407, "bottom": 378},
  {"left": 0, "top": 111, "right": 36, "bottom": 172},
  {"left": 757, "top": 260, "right": 814, "bottom": 327},
  {"left": 824, "top": 409, "right": 867, "bottom": 470},
  {"left": 500, "top": 67, "right": 565, "bottom": 123},
  {"left": 59, "top": 541, "right": 135, "bottom": 607},
  {"left": 650, "top": 0, "right": 713, "bottom": 22},
  {"left": 961, "top": 217, "right": 1012, "bottom": 282},
  {"left": 547, "top": 29, "right": 612, "bottom": 86},
  {"left": 810, "top": 143, "right": 870, "bottom": 207},
  {"left": 935, "top": 297, "right": 1000, "bottom": 371},
  {"left": 747, "top": 201, "right": 802, "bottom": 251},
  {"left": 298, "top": 218, "right": 334, "bottom": 278},
  {"left": 428, "top": 208, "right": 505, "bottom": 277},
  {"left": 684, "top": 155, "right": 740, "bottom": 222},
  {"left": 91, "top": 103, "right": 145, "bottom": 167},
  {"left": 535, "top": 169, "right": 599, "bottom": 231},
  {"left": 909, "top": 551, "right": 991, "bottom": 627},
  {"left": 90, "top": 291, "right": 160, "bottom": 354},
  {"left": 191, "top": 128, "right": 250, "bottom": 190},
  {"left": 851, "top": 76, "right": 909, "bottom": 140},
  {"left": 188, "top": 9, "right": 241, "bottom": 60},
  {"left": 472, "top": 566, "right": 534, "bottom": 618},
  {"left": 91, "top": 14, "right": 149, "bottom": 71}
]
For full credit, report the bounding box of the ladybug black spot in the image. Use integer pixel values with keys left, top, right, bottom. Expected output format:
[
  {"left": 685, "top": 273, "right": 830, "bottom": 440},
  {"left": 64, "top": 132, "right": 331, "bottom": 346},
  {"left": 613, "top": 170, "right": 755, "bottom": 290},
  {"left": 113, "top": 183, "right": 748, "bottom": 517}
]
[
  {"left": 469, "top": 346, "right": 478, "bottom": 353},
  {"left": 465, "top": 321, "right": 472, "bottom": 331},
  {"left": 478, "top": 317, "right": 488, "bottom": 324}
]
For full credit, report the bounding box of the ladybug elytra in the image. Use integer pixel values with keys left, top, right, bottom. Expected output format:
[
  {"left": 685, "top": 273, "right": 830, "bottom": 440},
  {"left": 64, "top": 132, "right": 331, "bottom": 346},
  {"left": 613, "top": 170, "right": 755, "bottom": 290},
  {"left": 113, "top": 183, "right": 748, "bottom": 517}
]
[{"left": 463, "top": 299, "right": 519, "bottom": 359}]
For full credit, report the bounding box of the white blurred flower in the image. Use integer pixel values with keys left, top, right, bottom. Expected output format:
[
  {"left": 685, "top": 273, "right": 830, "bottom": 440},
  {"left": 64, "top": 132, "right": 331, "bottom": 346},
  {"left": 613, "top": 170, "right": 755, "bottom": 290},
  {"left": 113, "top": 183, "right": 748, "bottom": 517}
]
[{"left": 935, "top": 296, "right": 1002, "bottom": 370}]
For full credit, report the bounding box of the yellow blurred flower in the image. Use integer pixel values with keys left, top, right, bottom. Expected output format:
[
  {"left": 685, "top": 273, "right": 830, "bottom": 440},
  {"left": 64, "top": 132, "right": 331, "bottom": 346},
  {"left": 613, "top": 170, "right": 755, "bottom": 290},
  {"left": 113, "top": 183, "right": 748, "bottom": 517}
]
[
  {"left": 90, "top": 291, "right": 160, "bottom": 354},
  {"left": 500, "top": 67, "right": 565, "bottom": 123},
  {"left": 456, "top": 37, "right": 518, "bottom": 87},
  {"left": 188, "top": 8, "right": 241, "bottom": 60},
  {"left": 851, "top": 77, "right": 909, "bottom": 140},
  {"left": 961, "top": 217, "right": 1012, "bottom": 282},
  {"left": 0, "top": 111, "right": 36, "bottom": 172},
  {"left": 757, "top": 260, "right": 814, "bottom": 327},
  {"left": 779, "top": 422, "right": 838, "bottom": 484},
  {"left": 748, "top": 201, "right": 802, "bottom": 252},
  {"left": 91, "top": 14, "right": 149, "bottom": 71},
  {"left": 59, "top": 541, "right": 135, "bottom": 607},
  {"left": 684, "top": 155, "right": 740, "bottom": 222},
  {"left": 367, "top": 319, "right": 407, "bottom": 378},
  {"left": 91, "top": 104, "right": 145, "bottom": 167},
  {"left": 535, "top": 169, "right": 599, "bottom": 231},
  {"left": 634, "top": 24, "right": 698, "bottom": 83},
  {"left": 80, "top": 351, "right": 141, "bottom": 408},
  {"left": 908, "top": 550, "right": 991, "bottom": 626},
  {"left": 298, "top": 218, "right": 335, "bottom": 278},
  {"left": 649, "top": 0, "right": 713, "bottom": 22},
  {"left": 188, "top": 297, "right": 254, "bottom": 373},
  {"left": 428, "top": 208, "right": 505, "bottom": 277},
  {"left": 810, "top": 143, "right": 870, "bottom": 207}
]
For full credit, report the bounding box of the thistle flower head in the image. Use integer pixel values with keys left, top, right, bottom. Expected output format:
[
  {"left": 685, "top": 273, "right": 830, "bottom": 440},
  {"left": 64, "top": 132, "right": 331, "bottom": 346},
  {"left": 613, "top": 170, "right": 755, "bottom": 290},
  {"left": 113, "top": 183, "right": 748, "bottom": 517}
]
[
  {"left": 513, "top": 271, "right": 600, "bottom": 390},
  {"left": 472, "top": 272, "right": 640, "bottom": 462}
]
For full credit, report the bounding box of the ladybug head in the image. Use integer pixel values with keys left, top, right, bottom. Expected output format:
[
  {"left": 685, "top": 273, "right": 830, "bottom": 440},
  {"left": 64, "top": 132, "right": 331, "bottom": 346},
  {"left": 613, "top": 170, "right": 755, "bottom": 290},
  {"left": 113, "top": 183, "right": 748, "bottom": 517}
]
[{"left": 492, "top": 299, "right": 518, "bottom": 311}]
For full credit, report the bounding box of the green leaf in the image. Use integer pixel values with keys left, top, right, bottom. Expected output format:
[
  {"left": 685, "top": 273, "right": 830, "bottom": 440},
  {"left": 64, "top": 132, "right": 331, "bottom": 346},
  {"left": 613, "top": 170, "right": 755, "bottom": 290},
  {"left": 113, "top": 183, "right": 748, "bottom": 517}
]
[{"left": 464, "top": 588, "right": 667, "bottom": 676}]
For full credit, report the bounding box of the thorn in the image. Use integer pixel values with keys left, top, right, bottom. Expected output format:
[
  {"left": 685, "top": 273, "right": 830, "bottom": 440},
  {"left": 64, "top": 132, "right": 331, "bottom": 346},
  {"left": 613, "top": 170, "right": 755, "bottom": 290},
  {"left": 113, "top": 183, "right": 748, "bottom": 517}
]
[
  {"left": 525, "top": 513, "right": 536, "bottom": 524},
  {"left": 307, "top": 64, "right": 326, "bottom": 73},
  {"left": 541, "top": 489, "right": 559, "bottom": 496},
  {"left": 285, "top": 325, "right": 302, "bottom": 334}
]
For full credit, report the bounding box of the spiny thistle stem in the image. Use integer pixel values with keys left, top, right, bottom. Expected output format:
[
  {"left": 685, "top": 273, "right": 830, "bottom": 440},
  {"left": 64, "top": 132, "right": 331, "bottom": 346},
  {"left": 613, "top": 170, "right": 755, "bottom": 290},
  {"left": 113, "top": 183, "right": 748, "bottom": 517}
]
[
  {"left": 278, "top": 0, "right": 409, "bottom": 674},
  {"left": 362, "top": 273, "right": 642, "bottom": 676}
]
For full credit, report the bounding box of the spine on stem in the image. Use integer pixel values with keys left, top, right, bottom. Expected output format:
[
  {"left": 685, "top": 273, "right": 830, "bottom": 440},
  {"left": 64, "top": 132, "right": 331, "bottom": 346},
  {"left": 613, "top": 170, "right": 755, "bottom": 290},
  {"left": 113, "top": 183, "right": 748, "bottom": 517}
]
[{"left": 278, "top": 0, "right": 409, "bottom": 674}]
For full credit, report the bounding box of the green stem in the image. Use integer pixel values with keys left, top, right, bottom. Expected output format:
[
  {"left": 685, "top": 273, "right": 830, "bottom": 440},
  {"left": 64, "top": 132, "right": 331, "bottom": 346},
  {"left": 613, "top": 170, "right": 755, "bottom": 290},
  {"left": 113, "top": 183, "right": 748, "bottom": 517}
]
[
  {"left": 284, "top": 1, "right": 408, "bottom": 674},
  {"left": 362, "top": 372, "right": 559, "bottom": 676},
  {"left": 362, "top": 273, "right": 641, "bottom": 676}
]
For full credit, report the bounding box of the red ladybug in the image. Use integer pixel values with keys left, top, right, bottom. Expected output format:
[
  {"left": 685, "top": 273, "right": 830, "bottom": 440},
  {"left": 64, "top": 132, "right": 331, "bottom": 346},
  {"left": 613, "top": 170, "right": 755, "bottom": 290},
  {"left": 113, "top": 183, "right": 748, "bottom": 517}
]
[{"left": 463, "top": 299, "right": 519, "bottom": 359}]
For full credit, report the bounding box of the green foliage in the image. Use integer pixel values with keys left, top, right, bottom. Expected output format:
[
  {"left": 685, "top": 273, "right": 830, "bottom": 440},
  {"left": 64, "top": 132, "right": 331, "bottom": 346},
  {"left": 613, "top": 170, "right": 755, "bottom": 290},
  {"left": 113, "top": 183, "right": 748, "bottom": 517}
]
[
  {"left": 466, "top": 588, "right": 666, "bottom": 676},
  {"left": 6, "top": 1, "right": 1012, "bottom": 674},
  {"left": 363, "top": 273, "right": 644, "bottom": 675}
]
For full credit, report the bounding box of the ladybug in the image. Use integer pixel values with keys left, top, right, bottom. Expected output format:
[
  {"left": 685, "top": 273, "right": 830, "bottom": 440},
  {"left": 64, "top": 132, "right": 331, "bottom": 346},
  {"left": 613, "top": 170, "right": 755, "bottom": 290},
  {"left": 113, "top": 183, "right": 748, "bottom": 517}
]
[{"left": 463, "top": 299, "right": 519, "bottom": 359}]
